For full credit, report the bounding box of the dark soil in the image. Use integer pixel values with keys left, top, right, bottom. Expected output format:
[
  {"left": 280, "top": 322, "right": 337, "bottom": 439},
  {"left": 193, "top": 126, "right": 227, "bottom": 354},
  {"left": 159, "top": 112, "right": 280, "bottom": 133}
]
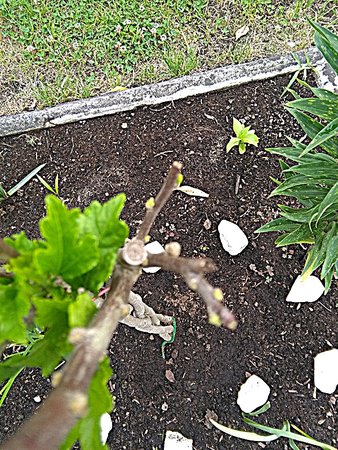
[{"left": 0, "top": 74, "right": 337, "bottom": 450}]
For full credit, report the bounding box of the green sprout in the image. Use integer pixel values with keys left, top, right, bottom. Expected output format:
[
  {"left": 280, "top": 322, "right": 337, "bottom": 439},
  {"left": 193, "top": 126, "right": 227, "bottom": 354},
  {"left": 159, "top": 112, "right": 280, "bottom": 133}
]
[
  {"left": 226, "top": 118, "right": 259, "bottom": 154},
  {"left": 37, "top": 174, "right": 59, "bottom": 197},
  {"left": 0, "top": 164, "right": 46, "bottom": 202}
]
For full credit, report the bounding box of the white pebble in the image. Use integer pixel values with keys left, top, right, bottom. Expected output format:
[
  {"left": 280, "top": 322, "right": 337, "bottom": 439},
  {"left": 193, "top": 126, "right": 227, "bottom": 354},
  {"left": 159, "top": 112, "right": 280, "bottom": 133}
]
[
  {"left": 143, "top": 241, "right": 165, "bottom": 273},
  {"left": 164, "top": 431, "right": 193, "bottom": 450},
  {"left": 314, "top": 349, "right": 338, "bottom": 394},
  {"left": 286, "top": 275, "right": 325, "bottom": 303},
  {"left": 121, "top": 122, "right": 128, "bottom": 129},
  {"left": 237, "top": 375, "right": 270, "bottom": 413},
  {"left": 100, "top": 413, "right": 113, "bottom": 444},
  {"left": 33, "top": 395, "right": 41, "bottom": 403},
  {"left": 218, "top": 220, "right": 248, "bottom": 256}
]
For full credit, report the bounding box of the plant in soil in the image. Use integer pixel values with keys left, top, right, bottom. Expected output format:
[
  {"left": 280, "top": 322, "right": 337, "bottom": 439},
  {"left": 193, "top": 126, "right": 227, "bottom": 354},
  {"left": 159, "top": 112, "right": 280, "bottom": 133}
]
[
  {"left": 226, "top": 117, "right": 259, "bottom": 154},
  {"left": 256, "top": 21, "right": 338, "bottom": 292},
  {"left": 0, "top": 162, "right": 236, "bottom": 449}
]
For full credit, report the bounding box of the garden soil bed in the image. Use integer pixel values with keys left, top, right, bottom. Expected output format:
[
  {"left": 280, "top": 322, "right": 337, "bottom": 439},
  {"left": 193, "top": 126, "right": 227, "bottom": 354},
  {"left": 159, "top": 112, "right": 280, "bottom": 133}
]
[{"left": 0, "top": 74, "right": 337, "bottom": 450}]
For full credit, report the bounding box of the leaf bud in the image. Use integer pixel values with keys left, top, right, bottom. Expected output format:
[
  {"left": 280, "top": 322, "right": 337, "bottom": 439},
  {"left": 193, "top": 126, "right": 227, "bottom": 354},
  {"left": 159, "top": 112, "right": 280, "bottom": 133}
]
[{"left": 145, "top": 197, "right": 155, "bottom": 209}]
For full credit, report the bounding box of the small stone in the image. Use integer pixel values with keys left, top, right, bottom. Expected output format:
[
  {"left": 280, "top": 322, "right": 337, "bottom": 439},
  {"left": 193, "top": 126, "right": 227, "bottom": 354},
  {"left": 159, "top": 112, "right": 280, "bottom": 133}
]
[
  {"left": 314, "top": 349, "right": 338, "bottom": 394},
  {"left": 143, "top": 241, "right": 165, "bottom": 273},
  {"left": 121, "top": 122, "right": 128, "bottom": 129},
  {"left": 33, "top": 395, "right": 41, "bottom": 403},
  {"left": 237, "top": 375, "right": 270, "bottom": 413},
  {"left": 164, "top": 431, "right": 193, "bottom": 450},
  {"left": 218, "top": 220, "right": 248, "bottom": 256},
  {"left": 286, "top": 275, "right": 325, "bottom": 303},
  {"left": 165, "top": 369, "right": 175, "bottom": 383},
  {"left": 161, "top": 402, "right": 169, "bottom": 412}
]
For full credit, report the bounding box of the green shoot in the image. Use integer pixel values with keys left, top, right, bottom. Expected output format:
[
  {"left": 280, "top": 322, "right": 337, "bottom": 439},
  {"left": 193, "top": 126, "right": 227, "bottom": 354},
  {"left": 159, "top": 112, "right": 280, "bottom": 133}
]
[
  {"left": 226, "top": 118, "right": 259, "bottom": 154},
  {"left": 0, "top": 163, "right": 46, "bottom": 202},
  {"left": 37, "top": 174, "right": 59, "bottom": 196}
]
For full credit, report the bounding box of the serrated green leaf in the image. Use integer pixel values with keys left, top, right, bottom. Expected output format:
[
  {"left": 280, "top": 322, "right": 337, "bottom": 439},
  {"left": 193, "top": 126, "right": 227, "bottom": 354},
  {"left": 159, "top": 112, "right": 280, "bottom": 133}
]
[
  {"left": 35, "top": 196, "right": 99, "bottom": 282},
  {"left": 321, "top": 235, "right": 338, "bottom": 278},
  {"left": 78, "top": 195, "right": 129, "bottom": 292},
  {"left": 68, "top": 293, "right": 97, "bottom": 328},
  {"left": 256, "top": 218, "right": 299, "bottom": 233},
  {"left": 287, "top": 98, "right": 338, "bottom": 122},
  {"left": 0, "top": 285, "right": 29, "bottom": 344}
]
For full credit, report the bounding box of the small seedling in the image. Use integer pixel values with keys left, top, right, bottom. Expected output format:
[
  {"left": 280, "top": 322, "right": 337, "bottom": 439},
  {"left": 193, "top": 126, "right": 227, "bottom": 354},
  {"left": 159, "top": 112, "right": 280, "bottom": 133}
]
[
  {"left": 226, "top": 118, "right": 259, "bottom": 154},
  {"left": 0, "top": 164, "right": 46, "bottom": 202},
  {"left": 37, "top": 174, "right": 59, "bottom": 196}
]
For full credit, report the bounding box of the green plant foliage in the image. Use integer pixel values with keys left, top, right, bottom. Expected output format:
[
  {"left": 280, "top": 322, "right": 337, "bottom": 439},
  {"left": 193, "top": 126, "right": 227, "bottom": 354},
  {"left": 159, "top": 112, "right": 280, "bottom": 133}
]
[
  {"left": 0, "top": 194, "right": 128, "bottom": 444},
  {"left": 226, "top": 118, "right": 259, "bottom": 154},
  {"left": 0, "top": 163, "right": 46, "bottom": 202},
  {"left": 256, "top": 21, "right": 338, "bottom": 292}
]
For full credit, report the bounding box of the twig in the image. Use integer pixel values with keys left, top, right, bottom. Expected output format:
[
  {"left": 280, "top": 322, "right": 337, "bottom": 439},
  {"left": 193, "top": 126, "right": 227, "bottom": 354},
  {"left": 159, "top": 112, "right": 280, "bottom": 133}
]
[
  {"left": 146, "top": 252, "right": 237, "bottom": 330},
  {"left": 136, "top": 161, "right": 182, "bottom": 241}
]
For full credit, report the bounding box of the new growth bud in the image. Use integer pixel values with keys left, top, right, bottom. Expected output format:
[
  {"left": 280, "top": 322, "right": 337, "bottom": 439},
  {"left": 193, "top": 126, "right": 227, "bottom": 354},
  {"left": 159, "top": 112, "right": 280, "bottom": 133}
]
[
  {"left": 145, "top": 197, "right": 155, "bottom": 209},
  {"left": 213, "top": 288, "right": 223, "bottom": 301},
  {"left": 176, "top": 173, "right": 184, "bottom": 186},
  {"left": 208, "top": 313, "right": 222, "bottom": 327},
  {"left": 165, "top": 242, "right": 181, "bottom": 257}
]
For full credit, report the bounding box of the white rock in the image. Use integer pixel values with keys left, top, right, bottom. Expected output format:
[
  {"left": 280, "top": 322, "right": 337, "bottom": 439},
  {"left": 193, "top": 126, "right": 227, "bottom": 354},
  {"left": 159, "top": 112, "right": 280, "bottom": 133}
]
[
  {"left": 143, "top": 241, "right": 165, "bottom": 273},
  {"left": 164, "top": 431, "right": 193, "bottom": 450},
  {"left": 218, "top": 220, "right": 248, "bottom": 256},
  {"left": 314, "top": 349, "right": 338, "bottom": 394},
  {"left": 237, "top": 375, "right": 270, "bottom": 413},
  {"left": 100, "top": 413, "right": 112, "bottom": 444},
  {"left": 286, "top": 275, "right": 325, "bottom": 303},
  {"left": 33, "top": 395, "right": 41, "bottom": 403}
]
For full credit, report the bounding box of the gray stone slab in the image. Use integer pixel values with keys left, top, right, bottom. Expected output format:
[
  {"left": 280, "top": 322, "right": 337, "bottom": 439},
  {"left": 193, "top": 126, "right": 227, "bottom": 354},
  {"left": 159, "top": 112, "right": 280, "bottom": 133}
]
[{"left": 0, "top": 47, "right": 334, "bottom": 138}]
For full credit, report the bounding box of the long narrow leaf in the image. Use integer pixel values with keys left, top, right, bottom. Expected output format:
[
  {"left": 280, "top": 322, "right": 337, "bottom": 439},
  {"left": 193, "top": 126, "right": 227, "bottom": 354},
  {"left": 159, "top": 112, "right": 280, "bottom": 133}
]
[
  {"left": 286, "top": 98, "right": 338, "bottom": 122},
  {"left": 209, "top": 418, "right": 279, "bottom": 442},
  {"left": 309, "top": 20, "right": 338, "bottom": 74},
  {"left": 315, "top": 182, "right": 338, "bottom": 224},
  {"left": 255, "top": 218, "right": 299, "bottom": 233},
  {"left": 303, "top": 118, "right": 338, "bottom": 154},
  {"left": 321, "top": 235, "right": 338, "bottom": 278},
  {"left": 296, "top": 79, "right": 338, "bottom": 100},
  {"left": 275, "top": 224, "right": 315, "bottom": 247},
  {"left": 243, "top": 417, "right": 338, "bottom": 450},
  {"left": 7, "top": 164, "right": 46, "bottom": 197}
]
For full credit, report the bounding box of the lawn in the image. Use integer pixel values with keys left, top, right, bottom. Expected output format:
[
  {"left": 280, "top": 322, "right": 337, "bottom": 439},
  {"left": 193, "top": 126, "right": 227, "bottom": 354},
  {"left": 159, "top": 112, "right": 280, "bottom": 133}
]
[{"left": 0, "top": 0, "right": 337, "bottom": 115}]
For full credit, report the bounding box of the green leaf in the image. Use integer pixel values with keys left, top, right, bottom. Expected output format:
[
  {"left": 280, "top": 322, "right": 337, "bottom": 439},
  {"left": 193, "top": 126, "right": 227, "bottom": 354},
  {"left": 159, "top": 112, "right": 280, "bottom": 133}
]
[
  {"left": 279, "top": 204, "right": 321, "bottom": 224},
  {"left": 226, "top": 137, "right": 240, "bottom": 152},
  {"left": 286, "top": 98, "right": 338, "bottom": 122},
  {"left": 35, "top": 196, "right": 99, "bottom": 282},
  {"left": 266, "top": 146, "right": 314, "bottom": 164},
  {"left": 68, "top": 293, "right": 97, "bottom": 328},
  {"left": 242, "top": 131, "right": 259, "bottom": 146},
  {"left": 78, "top": 195, "right": 129, "bottom": 292},
  {"left": 239, "top": 142, "right": 246, "bottom": 154},
  {"left": 209, "top": 418, "right": 279, "bottom": 442},
  {"left": 0, "top": 284, "right": 30, "bottom": 344},
  {"left": 7, "top": 163, "right": 46, "bottom": 197},
  {"left": 315, "top": 182, "right": 338, "bottom": 225},
  {"left": 296, "top": 79, "right": 338, "bottom": 100},
  {"left": 286, "top": 108, "right": 338, "bottom": 157},
  {"left": 275, "top": 224, "right": 315, "bottom": 247},
  {"left": 304, "top": 117, "right": 338, "bottom": 154},
  {"left": 256, "top": 218, "right": 300, "bottom": 233},
  {"left": 233, "top": 117, "right": 244, "bottom": 136},
  {"left": 302, "top": 225, "right": 334, "bottom": 279},
  {"left": 310, "top": 20, "right": 338, "bottom": 74},
  {"left": 61, "top": 357, "right": 113, "bottom": 450},
  {"left": 321, "top": 235, "right": 338, "bottom": 278}
]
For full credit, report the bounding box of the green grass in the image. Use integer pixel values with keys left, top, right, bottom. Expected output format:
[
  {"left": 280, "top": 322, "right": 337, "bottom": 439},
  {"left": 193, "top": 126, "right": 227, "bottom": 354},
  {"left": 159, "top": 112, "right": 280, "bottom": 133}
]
[{"left": 0, "top": 0, "right": 337, "bottom": 114}]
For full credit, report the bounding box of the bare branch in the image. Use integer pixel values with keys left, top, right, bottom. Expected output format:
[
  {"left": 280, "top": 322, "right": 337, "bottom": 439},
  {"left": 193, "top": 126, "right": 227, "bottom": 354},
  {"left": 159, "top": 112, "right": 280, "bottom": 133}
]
[
  {"left": 1, "top": 257, "right": 140, "bottom": 450},
  {"left": 136, "top": 161, "right": 182, "bottom": 241},
  {"left": 146, "top": 251, "right": 237, "bottom": 330}
]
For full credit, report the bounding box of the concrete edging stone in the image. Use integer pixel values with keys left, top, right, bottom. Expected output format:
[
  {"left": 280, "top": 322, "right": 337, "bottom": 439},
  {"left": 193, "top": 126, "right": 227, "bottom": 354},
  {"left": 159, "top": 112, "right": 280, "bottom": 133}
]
[{"left": 0, "top": 47, "right": 336, "bottom": 137}]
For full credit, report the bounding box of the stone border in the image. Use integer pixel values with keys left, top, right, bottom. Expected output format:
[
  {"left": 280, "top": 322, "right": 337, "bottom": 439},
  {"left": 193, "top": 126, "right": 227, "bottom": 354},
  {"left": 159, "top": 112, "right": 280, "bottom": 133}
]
[{"left": 0, "top": 47, "right": 336, "bottom": 137}]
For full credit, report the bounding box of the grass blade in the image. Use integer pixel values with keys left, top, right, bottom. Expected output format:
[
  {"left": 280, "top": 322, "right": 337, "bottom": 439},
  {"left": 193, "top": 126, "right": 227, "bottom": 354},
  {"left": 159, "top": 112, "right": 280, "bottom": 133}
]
[
  {"left": 209, "top": 418, "right": 279, "bottom": 442},
  {"left": 7, "top": 163, "right": 46, "bottom": 197}
]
